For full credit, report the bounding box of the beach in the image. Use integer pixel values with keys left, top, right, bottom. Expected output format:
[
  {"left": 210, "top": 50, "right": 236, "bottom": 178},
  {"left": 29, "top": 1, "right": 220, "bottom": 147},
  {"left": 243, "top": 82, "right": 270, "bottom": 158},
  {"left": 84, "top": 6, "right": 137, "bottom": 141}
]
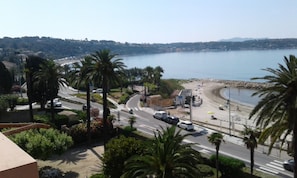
[{"left": 179, "top": 79, "right": 258, "bottom": 133}]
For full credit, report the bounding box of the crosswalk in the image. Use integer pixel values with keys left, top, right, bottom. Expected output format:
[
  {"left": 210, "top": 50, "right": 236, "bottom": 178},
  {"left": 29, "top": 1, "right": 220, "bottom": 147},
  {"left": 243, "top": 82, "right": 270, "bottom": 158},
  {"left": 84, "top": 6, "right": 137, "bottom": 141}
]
[{"left": 256, "top": 160, "right": 285, "bottom": 176}]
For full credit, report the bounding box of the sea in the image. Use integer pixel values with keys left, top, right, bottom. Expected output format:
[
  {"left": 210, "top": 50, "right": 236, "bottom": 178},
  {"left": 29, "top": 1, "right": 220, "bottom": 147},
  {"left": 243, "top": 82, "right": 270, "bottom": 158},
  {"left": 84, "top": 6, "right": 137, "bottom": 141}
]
[{"left": 121, "top": 49, "right": 297, "bottom": 106}]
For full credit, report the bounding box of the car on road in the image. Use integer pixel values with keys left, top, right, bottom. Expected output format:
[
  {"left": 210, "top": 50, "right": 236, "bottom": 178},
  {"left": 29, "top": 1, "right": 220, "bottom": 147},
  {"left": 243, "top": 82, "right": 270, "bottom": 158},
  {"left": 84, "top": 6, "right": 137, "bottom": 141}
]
[
  {"left": 283, "top": 159, "right": 294, "bottom": 171},
  {"left": 92, "top": 88, "right": 103, "bottom": 93},
  {"left": 164, "top": 116, "right": 180, "bottom": 125},
  {"left": 47, "top": 98, "right": 62, "bottom": 108},
  {"left": 177, "top": 120, "right": 194, "bottom": 131},
  {"left": 153, "top": 111, "right": 167, "bottom": 120}
]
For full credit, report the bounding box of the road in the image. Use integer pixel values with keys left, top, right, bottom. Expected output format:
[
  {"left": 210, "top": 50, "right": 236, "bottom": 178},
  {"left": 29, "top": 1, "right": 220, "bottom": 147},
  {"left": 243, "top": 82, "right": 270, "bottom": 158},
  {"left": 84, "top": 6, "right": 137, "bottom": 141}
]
[{"left": 124, "top": 94, "right": 293, "bottom": 178}]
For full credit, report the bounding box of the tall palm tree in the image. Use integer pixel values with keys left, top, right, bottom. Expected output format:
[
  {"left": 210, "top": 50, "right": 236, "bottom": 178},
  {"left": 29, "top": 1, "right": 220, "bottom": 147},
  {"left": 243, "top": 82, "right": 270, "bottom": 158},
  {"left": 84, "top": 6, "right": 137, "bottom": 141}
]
[
  {"left": 122, "top": 126, "right": 201, "bottom": 178},
  {"left": 241, "top": 125, "right": 259, "bottom": 175},
  {"left": 68, "top": 59, "right": 93, "bottom": 144},
  {"left": 208, "top": 132, "right": 224, "bottom": 178},
  {"left": 84, "top": 49, "right": 126, "bottom": 148},
  {"left": 153, "top": 66, "right": 164, "bottom": 88},
  {"left": 35, "top": 60, "right": 67, "bottom": 121},
  {"left": 249, "top": 55, "right": 297, "bottom": 177}
]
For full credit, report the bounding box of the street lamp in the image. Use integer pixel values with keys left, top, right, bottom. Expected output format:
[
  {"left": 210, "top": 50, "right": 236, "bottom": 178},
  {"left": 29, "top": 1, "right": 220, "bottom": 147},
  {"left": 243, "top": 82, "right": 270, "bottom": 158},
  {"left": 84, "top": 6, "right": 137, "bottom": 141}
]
[{"left": 225, "top": 86, "right": 231, "bottom": 135}]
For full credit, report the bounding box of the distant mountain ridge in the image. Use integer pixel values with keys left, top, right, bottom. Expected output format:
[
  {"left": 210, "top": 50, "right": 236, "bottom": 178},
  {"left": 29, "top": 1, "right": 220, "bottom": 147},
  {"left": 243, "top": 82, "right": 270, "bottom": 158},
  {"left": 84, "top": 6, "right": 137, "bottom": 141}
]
[
  {"left": 219, "top": 37, "right": 268, "bottom": 42},
  {"left": 1, "top": 36, "right": 297, "bottom": 64}
]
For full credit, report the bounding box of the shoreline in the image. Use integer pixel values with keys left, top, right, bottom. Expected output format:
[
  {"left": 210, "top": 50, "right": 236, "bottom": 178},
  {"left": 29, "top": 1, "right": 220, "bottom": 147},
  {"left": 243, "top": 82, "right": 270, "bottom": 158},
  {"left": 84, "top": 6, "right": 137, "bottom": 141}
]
[{"left": 181, "top": 79, "right": 257, "bottom": 117}]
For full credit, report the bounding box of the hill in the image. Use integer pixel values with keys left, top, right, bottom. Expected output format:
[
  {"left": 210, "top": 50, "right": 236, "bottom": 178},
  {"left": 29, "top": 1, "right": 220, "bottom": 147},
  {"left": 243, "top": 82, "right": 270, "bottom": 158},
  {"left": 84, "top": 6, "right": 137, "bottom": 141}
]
[{"left": 1, "top": 36, "right": 297, "bottom": 64}]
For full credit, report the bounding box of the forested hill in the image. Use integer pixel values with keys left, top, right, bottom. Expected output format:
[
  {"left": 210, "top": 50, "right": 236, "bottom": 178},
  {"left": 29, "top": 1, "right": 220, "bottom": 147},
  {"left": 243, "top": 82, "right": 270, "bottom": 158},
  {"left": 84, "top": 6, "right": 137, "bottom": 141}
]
[{"left": 1, "top": 36, "right": 297, "bottom": 63}]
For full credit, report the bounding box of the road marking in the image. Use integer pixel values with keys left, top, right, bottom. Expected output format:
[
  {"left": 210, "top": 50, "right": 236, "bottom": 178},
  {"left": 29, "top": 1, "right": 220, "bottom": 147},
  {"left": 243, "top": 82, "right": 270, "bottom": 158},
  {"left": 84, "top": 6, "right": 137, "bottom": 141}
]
[
  {"left": 199, "top": 149, "right": 211, "bottom": 155},
  {"left": 183, "top": 139, "right": 195, "bottom": 144},
  {"left": 266, "top": 163, "right": 284, "bottom": 171},
  {"left": 255, "top": 168, "right": 277, "bottom": 176},
  {"left": 257, "top": 166, "right": 279, "bottom": 175},
  {"left": 137, "top": 129, "right": 153, "bottom": 136}
]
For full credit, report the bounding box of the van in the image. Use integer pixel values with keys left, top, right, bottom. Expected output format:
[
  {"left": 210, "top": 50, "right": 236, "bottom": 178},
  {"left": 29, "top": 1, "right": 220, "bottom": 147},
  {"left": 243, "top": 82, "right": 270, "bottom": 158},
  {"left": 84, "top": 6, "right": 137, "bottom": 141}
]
[{"left": 153, "top": 111, "right": 167, "bottom": 120}]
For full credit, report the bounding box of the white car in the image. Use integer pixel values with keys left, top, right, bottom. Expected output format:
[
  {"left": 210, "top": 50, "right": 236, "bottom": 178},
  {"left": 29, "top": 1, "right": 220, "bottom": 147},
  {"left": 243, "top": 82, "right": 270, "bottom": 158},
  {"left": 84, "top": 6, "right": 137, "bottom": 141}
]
[
  {"left": 153, "top": 111, "right": 167, "bottom": 120},
  {"left": 177, "top": 120, "right": 194, "bottom": 131},
  {"left": 47, "top": 98, "right": 62, "bottom": 107}
]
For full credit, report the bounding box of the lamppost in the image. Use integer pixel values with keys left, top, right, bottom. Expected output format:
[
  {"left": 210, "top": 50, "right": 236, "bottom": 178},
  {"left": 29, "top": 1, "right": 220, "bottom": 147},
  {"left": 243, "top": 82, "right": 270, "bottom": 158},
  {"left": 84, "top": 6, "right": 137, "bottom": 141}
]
[{"left": 225, "top": 86, "right": 231, "bottom": 135}]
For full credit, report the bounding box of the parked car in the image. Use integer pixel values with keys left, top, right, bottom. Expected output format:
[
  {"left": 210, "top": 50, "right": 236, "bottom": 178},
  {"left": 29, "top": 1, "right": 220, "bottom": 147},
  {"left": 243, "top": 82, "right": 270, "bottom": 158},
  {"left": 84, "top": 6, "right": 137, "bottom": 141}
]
[
  {"left": 165, "top": 116, "right": 180, "bottom": 125},
  {"left": 177, "top": 120, "right": 194, "bottom": 131},
  {"left": 47, "top": 98, "right": 62, "bottom": 107},
  {"left": 92, "top": 88, "right": 103, "bottom": 93},
  {"left": 283, "top": 159, "right": 294, "bottom": 171},
  {"left": 153, "top": 111, "right": 167, "bottom": 120}
]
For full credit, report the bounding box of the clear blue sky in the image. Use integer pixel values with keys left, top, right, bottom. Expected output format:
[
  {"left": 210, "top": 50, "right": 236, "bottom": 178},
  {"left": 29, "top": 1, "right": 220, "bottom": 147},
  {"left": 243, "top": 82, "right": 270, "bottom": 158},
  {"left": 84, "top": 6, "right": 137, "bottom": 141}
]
[{"left": 1, "top": 0, "right": 297, "bottom": 43}]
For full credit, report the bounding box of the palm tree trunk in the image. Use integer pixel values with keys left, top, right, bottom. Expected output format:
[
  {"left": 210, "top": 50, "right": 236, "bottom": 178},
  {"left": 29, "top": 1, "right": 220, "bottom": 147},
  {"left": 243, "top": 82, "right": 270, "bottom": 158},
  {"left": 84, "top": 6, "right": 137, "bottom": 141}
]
[
  {"left": 27, "top": 73, "right": 34, "bottom": 122},
  {"left": 102, "top": 77, "right": 108, "bottom": 150},
  {"left": 216, "top": 149, "right": 219, "bottom": 178},
  {"left": 86, "top": 84, "right": 91, "bottom": 144},
  {"left": 251, "top": 148, "right": 254, "bottom": 175},
  {"left": 50, "top": 98, "right": 55, "bottom": 122},
  {"left": 294, "top": 118, "right": 297, "bottom": 178}
]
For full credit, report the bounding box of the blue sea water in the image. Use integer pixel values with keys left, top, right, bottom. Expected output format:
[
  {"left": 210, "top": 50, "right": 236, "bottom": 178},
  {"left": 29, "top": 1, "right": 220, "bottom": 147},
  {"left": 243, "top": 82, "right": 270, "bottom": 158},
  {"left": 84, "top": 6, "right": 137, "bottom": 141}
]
[
  {"left": 122, "top": 49, "right": 297, "bottom": 81},
  {"left": 122, "top": 49, "right": 297, "bottom": 106}
]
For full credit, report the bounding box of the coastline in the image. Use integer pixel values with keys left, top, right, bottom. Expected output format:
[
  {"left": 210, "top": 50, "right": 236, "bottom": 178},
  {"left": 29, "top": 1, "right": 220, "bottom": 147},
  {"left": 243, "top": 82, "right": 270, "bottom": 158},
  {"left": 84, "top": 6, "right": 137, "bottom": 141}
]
[{"left": 181, "top": 79, "right": 257, "bottom": 124}]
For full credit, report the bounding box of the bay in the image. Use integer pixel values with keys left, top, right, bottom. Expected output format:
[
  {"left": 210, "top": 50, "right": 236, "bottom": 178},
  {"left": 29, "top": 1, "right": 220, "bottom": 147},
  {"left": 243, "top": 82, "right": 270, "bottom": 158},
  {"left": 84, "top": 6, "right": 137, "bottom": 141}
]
[
  {"left": 122, "top": 49, "right": 297, "bottom": 106},
  {"left": 122, "top": 49, "right": 297, "bottom": 81}
]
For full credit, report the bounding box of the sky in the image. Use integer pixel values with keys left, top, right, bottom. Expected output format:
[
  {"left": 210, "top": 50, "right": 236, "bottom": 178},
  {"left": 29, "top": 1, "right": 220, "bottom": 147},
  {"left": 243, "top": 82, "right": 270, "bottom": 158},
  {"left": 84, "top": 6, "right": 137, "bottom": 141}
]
[{"left": 1, "top": 0, "right": 297, "bottom": 44}]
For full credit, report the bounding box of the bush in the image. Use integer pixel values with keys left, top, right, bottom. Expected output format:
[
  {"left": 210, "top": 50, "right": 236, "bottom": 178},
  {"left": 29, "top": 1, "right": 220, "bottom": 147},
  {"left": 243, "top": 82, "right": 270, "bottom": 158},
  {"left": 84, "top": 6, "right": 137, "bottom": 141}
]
[
  {"left": 16, "top": 97, "right": 29, "bottom": 105},
  {"left": 198, "top": 164, "right": 214, "bottom": 177},
  {"left": 102, "top": 135, "right": 145, "bottom": 178},
  {"left": 90, "top": 173, "right": 106, "bottom": 178},
  {"left": 9, "top": 128, "right": 73, "bottom": 160},
  {"left": 118, "top": 93, "right": 130, "bottom": 104},
  {"left": 67, "top": 121, "right": 103, "bottom": 144},
  {"left": 210, "top": 155, "right": 245, "bottom": 178},
  {"left": 54, "top": 114, "right": 69, "bottom": 128}
]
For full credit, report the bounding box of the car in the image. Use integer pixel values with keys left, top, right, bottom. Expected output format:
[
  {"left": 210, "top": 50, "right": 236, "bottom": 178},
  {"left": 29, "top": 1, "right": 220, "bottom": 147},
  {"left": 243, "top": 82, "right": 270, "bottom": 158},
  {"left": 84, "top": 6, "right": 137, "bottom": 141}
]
[
  {"left": 47, "top": 98, "right": 62, "bottom": 107},
  {"left": 177, "top": 120, "right": 194, "bottom": 131},
  {"left": 92, "top": 88, "right": 103, "bottom": 93},
  {"left": 153, "top": 111, "right": 167, "bottom": 120},
  {"left": 283, "top": 159, "right": 294, "bottom": 171},
  {"left": 165, "top": 116, "right": 180, "bottom": 125}
]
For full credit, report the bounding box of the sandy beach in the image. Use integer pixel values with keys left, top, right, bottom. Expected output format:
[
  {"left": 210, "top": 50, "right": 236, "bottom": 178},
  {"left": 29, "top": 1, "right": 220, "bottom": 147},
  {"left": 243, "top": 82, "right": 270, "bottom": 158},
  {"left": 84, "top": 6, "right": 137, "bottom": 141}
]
[{"left": 179, "top": 79, "right": 259, "bottom": 133}]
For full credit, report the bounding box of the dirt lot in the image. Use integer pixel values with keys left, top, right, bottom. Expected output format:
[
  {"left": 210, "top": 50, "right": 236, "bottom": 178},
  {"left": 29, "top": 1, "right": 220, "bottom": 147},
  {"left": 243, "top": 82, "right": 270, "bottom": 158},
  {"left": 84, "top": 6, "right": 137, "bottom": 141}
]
[{"left": 37, "top": 142, "right": 104, "bottom": 178}]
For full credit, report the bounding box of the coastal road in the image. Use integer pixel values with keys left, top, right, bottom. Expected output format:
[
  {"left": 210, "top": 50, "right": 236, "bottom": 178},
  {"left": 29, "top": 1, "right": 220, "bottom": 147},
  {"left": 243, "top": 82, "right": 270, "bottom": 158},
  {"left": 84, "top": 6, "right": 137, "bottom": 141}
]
[{"left": 126, "top": 94, "right": 293, "bottom": 178}]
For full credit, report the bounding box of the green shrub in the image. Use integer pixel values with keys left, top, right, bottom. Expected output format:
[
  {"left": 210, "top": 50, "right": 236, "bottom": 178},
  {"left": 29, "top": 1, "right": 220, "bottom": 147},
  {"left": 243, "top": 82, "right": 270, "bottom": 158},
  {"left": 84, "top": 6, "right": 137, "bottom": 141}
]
[
  {"left": 198, "top": 164, "right": 214, "bottom": 177},
  {"left": 103, "top": 135, "right": 145, "bottom": 178},
  {"left": 90, "top": 173, "right": 106, "bottom": 178},
  {"left": 9, "top": 128, "right": 73, "bottom": 160},
  {"left": 16, "top": 97, "right": 29, "bottom": 105},
  {"left": 34, "top": 114, "right": 52, "bottom": 125},
  {"left": 67, "top": 121, "right": 102, "bottom": 144},
  {"left": 118, "top": 93, "right": 130, "bottom": 104},
  {"left": 210, "top": 155, "right": 245, "bottom": 178},
  {"left": 54, "top": 114, "right": 69, "bottom": 128}
]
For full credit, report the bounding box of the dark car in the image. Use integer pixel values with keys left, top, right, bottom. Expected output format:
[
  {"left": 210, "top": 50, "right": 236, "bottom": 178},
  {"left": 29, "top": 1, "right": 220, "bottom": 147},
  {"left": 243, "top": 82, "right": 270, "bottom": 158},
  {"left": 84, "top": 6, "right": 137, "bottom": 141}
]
[
  {"left": 165, "top": 116, "right": 180, "bottom": 125},
  {"left": 283, "top": 159, "right": 294, "bottom": 172}
]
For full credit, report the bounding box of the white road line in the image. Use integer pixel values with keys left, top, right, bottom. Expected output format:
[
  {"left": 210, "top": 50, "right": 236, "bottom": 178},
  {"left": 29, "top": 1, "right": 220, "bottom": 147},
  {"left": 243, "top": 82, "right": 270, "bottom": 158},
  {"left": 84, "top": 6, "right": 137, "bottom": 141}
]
[
  {"left": 258, "top": 166, "right": 279, "bottom": 175},
  {"left": 255, "top": 168, "right": 277, "bottom": 176},
  {"left": 183, "top": 139, "right": 195, "bottom": 144},
  {"left": 199, "top": 149, "right": 211, "bottom": 155},
  {"left": 266, "top": 163, "right": 284, "bottom": 171},
  {"left": 273, "top": 160, "right": 284, "bottom": 164}
]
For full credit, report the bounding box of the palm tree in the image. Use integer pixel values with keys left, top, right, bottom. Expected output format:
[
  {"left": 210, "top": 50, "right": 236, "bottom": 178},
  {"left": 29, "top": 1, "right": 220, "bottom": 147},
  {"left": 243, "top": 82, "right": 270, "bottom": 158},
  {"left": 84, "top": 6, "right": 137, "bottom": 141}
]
[
  {"left": 208, "top": 132, "right": 224, "bottom": 178},
  {"left": 249, "top": 55, "right": 297, "bottom": 177},
  {"left": 84, "top": 49, "right": 126, "bottom": 148},
  {"left": 241, "top": 125, "right": 259, "bottom": 175},
  {"left": 35, "top": 60, "right": 67, "bottom": 121},
  {"left": 122, "top": 126, "right": 201, "bottom": 178},
  {"left": 68, "top": 59, "right": 93, "bottom": 144}
]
